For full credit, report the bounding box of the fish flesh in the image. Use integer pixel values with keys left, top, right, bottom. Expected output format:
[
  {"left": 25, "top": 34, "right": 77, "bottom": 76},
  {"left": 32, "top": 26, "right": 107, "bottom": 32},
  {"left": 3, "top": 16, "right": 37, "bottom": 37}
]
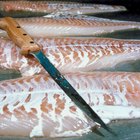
[
  {"left": 0, "top": 1, "right": 126, "bottom": 17},
  {"left": 0, "top": 37, "right": 140, "bottom": 76},
  {"left": 0, "top": 16, "right": 139, "bottom": 37},
  {"left": 0, "top": 72, "right": 140, "bottom": 137},
  {"left": 0, "top": 17, "right": 140, "bottom": 37}
]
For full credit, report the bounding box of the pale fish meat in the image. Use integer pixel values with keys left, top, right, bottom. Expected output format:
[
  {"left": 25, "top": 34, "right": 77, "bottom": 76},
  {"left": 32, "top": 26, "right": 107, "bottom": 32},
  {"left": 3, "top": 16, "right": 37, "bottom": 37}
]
[
  {"left": 0, "top": 72, "right": 140, "bottom": 137},
  {"left": 0, "top": 38, "right": 140, "bottom": 76},
  {"left": 0, "top": 37, "right": 140, "bottom": 76},
  {"left": 0, "top": 17, "right": 140, "bottom": 37},
  {"left": 0, "top": 0, "right": 126, "bottom": 17}
]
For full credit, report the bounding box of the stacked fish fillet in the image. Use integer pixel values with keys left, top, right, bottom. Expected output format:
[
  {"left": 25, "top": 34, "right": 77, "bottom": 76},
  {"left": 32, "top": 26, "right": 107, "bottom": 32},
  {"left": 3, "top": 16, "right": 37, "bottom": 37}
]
[{"left": 0, "top": 0, "right": 140, "bottom": 138}]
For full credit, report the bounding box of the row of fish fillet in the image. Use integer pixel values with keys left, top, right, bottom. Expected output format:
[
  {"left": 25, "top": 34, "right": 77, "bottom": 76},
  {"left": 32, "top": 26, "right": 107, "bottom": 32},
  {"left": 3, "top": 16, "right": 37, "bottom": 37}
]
[
  {"left": 0, "top": 0, "right": 140, "bottom": 138},
  {"left": 0, "top": 0, "right": 127, "bottom": 17}
]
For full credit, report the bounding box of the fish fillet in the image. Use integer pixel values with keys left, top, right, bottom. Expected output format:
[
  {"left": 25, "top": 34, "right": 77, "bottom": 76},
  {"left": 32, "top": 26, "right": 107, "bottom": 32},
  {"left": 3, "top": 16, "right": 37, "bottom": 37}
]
[
  {"left": 0, "top": 37, "right": 140, "bottom": 76},
  {"left": 0, "top": 72, "right": 140, "bottom": 137},
  {"left": 0, "top": 1, "right": 126, "bottom": 16},
  {"left": 0, "top": 17, "right": 140, "bottom": 37}
]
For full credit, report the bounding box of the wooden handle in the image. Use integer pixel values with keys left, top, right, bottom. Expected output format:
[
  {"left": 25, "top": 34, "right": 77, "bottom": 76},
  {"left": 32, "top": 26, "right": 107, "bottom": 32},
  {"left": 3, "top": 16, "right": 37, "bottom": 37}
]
[
  {"left": 0, "top": 19, "right": 7, "bottom": 30},
  {"left": 0, "top": 17, "right": 40, "bottom": 55}
]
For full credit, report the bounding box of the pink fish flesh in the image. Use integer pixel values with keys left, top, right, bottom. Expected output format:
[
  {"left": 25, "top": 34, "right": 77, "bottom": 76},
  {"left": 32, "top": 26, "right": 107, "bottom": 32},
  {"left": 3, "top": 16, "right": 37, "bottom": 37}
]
[
  {"left": 0, "top": 37, "right": 140, "bottom": 76},
  {"left": 0, "top": 72, "right": 140, "bottom": 137},
  {"left": 0, "top": 1, "right": 126, "bottom": 16},
  {"left": 0, "top": 17, "right": 140, "bottom": 37}
]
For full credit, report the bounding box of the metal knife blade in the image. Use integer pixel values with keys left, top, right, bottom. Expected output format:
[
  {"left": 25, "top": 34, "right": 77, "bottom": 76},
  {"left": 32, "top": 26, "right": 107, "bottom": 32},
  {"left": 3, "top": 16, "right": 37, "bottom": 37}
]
[{"left": 31, "top": 51, "right": 114, "bottom": 134}]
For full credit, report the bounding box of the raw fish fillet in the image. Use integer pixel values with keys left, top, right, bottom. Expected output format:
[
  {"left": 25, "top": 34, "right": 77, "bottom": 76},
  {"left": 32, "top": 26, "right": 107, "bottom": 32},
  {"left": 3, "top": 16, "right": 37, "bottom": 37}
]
[
  {"left": 0, "top": 37, "right": 140, "bottom": 76},
  {"left": 0, "top": 72, "right": 140, "bottom": 137},
  {"left": 0, "top": 17, "right": 140, "bottom": 37},
  {"left": 0, "top": 1, "right": 126, "bottom": 17}
]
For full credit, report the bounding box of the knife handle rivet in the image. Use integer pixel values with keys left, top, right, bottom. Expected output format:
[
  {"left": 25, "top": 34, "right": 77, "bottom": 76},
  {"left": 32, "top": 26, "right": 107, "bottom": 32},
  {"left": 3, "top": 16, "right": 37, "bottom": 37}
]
[{"left": 30, "top": 41, "right": 34, "bottom": 44}]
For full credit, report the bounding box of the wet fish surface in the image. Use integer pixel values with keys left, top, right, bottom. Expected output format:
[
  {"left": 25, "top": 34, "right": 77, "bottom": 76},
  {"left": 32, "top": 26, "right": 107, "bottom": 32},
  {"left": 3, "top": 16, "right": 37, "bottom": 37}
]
[
  {"left": 0, "top": 17, "right": 140, "bottom": 37},
  {"left": 0, "top": 72, "right": 140, "bottom": 137},
  {"left": 0, "top": 37, "right": 140, "bottom": 76},
  {"left": 0, "top": 1, "right": 126, "bottom": 17}
]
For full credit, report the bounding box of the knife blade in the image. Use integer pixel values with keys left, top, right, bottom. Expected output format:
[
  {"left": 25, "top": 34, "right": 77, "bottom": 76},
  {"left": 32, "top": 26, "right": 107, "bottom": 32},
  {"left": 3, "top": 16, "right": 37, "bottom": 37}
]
[{"left": 0, "top": 17, "right": 114, "bottom": 134}]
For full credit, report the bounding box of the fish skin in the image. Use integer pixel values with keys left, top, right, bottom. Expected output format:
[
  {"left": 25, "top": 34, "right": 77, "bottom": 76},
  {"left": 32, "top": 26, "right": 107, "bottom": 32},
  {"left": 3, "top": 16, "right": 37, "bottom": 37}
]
[
  {"left": 0, "top": 17, "right": 140, "bottom": 37},
  {"left": 0, "top": 72, "right": 140, "bottom": 137},
  {"left": 0, "top": 37, "right": 140, "bottom": 76},
  {"left": 0, "top": 1, "right": 126, "bottom": 16},
  {"left": 0, "top": 36, "right": 140, "bottom": 75}
]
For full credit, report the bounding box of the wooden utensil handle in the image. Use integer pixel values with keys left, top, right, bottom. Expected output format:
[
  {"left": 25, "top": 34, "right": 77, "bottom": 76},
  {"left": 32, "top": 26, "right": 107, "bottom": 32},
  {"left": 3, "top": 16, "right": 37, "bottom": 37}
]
[
  {"left": 0, "top": 17, "right": 40, "bottom": 55},
  {"left": 0, "top": 19, "right": 6, "bottom": 29}
]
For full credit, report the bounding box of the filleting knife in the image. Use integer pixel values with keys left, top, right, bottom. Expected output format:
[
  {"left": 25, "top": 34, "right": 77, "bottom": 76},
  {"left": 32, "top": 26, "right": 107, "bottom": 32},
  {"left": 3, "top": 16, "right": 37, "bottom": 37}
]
[{"left": 0, "top": 17, "right": 114, "bottom": 135}]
